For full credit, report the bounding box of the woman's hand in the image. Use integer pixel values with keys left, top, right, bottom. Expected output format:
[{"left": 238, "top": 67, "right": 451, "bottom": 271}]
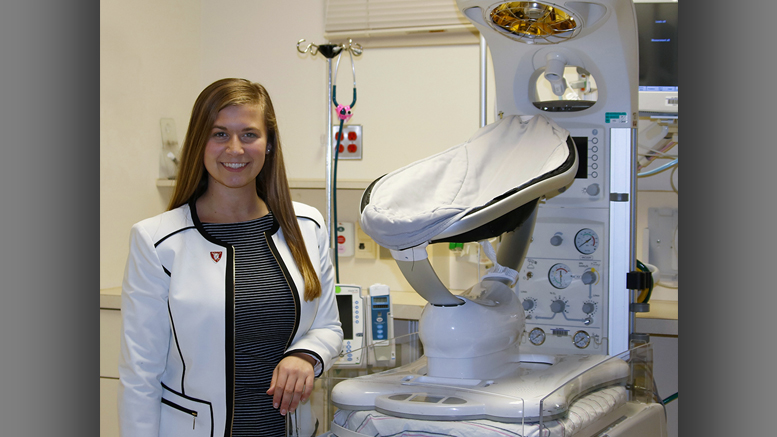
[{"left": 266, "top": 354, "right": 316, "bottom": 416}]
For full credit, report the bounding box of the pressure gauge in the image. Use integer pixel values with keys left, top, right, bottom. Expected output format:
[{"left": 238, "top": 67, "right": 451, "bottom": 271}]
[
  {"left": 573, "top": 331, "right": 591, "bottom": 349},
  {"left": 548, "top": 263, "right": 572, "bottom": 289},
  {"left": 574, "top": 228, "right": 599, "bottom": 255},
  {"left": 529, "top": 327, "right": 546, "bottom": 346}
]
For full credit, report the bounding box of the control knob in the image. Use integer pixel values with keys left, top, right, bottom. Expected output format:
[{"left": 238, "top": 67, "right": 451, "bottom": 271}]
[
  {"left": 581, "top": 271, "right": 597, "bottom": 285},
  {"left": 550, "top": 299, "right": 566, "bottom": 313},
  {"left": 585, "top": 183, "right": 600, "bottom": 196}
]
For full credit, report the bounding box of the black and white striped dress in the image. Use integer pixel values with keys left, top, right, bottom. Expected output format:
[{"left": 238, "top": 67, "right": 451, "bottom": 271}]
[{"left": 203, "top": 212, "right": 295, "bottom": 436}]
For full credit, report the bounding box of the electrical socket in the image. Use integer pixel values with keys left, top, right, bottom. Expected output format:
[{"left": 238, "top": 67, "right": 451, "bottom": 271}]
[
  {"left": 355, "top": 223, "right": 376, "bottom": 259},
  {"left": 332, "top": 124, "right": 362, "bottom": 160}
]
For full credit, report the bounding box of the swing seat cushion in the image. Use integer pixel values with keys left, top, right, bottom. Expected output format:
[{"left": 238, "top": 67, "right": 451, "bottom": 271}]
[{"left": 359, "top": 115, "right": 577, "bottom": 250}]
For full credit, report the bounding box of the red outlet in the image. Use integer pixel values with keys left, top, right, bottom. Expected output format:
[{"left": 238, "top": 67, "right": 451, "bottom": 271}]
[{"left": 332, "top": 125, "right": 362, "bottom": 160}]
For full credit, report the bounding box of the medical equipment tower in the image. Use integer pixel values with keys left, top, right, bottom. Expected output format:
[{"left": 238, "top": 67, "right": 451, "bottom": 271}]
[{"left": 457, "top": 0, "right": 639, "bottom": 356}]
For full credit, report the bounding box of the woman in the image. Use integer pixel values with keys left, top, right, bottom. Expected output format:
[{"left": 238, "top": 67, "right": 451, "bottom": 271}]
[{"left": 118, "top": 78, "right": 343, "bottom": 436}]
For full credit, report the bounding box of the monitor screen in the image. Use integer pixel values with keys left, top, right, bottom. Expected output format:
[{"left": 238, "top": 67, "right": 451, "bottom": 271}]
[
  {"left": 336, "top": 294, "right": 353, "bottom": 340},
  {"left": 635, "top": 2, "right": 678, "bottom": 91},
  {"left": 572, "top": 136, "right": 588, "bottom": 179}
]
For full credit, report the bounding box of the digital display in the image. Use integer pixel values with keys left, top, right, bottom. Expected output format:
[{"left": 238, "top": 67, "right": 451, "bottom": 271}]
[
  {"left": 336, "top": 294, "right": 353, "bottom": 340},
  {"left": 572, "top": 137, "right": 588, "bottom": 179},
  {"left": 373, "top": 296, "right": 388, "bottom": 303},
  {"left": 635, "top": 3, "right": 678, "bottom": 90}
]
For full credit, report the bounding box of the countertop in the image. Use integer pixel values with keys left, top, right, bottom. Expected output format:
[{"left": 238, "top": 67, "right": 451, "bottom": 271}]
[{"left": 101, "top": 287, "right": 677, "bottom": 336}]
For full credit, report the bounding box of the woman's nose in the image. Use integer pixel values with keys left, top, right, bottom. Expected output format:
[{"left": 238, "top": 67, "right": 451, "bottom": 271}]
[{"left": 225, "top": 137, "right": 244, "bottom": 154}]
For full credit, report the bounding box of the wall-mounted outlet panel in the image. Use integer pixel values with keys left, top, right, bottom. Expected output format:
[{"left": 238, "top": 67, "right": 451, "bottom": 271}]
[{"left": 332, "top": 125, "right": 362, "bottom": 160}]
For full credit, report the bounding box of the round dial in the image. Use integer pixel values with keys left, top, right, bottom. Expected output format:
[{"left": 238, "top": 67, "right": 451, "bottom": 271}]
[
  {"left": 523, "top": 298, "right": 537, "bottom": 312},
  {"left": 574, "top": 228, "right": 599, "bottom": 255},
  {"left": 581, "top": 270, "right": 598, "bottom": 285},
  {"left": 550, "top": 299, "right": 567, "bottom": 313},
  {"left": 573, "top": 331, "right": 591, "bottom": 349},
  {"left": 548, "top": 263, "right": 573, "bottom": 289},
  {"left": 529, "top": 327, "right": 546, "bottom": 346}
]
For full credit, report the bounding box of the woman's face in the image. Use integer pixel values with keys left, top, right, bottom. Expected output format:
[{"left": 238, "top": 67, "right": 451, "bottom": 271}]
[{"left": 203, "top": 104, "right": 268, "bottom": 195}]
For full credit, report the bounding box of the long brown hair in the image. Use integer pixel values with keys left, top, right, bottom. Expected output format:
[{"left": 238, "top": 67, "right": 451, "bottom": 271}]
[{"left": 168, "top": 78, "right": 321, "bottom": 301}]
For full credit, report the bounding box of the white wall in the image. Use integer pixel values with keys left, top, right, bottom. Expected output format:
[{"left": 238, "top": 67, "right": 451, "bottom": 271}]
[
  {"left": 100, "top": 0, "right": 487, "bottom": 292},
  {"left": 100, "top": 3, "right": 678, "bottom": 435},
  {"left": 100, "top": 1, "right": 678, "bottom": 298},
  {"left": 100, "top": 0, "right": 202, "bottom": 289}
]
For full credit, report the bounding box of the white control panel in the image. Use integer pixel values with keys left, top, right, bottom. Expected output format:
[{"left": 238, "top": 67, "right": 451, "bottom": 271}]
[
  {"left": 519, "top": 209, "right": 608, "bottom": 353},
  {"left": 333, "top": 284, "right": 365, "bottom": 367},
  {"left": 518, "top": 126, "right": 631, "bottom": 355}
]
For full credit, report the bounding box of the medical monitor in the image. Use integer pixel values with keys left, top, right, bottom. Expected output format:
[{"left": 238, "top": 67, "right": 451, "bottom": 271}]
[
  {"left": 336, "top": 294, "right": 354, "bottom": 340},
  {"left": 635, "top": 1, "right": 678, "bottom": 114},
  {"left": 334, "top": 284, "right": 365, "bottom": 367}
]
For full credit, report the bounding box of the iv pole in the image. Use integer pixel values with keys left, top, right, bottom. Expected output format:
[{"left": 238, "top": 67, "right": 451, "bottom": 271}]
[
  {"left": 296, "top": 39, "right": 362, "bottom": 434},
  {"left": 296, "top": 39, "right": 362, "bottom": 261}
]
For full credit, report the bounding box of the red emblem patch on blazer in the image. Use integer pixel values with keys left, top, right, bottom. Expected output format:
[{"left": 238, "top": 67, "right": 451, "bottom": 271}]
[{"left": 210, "top": 251, "right": 223, "bottom": 263}]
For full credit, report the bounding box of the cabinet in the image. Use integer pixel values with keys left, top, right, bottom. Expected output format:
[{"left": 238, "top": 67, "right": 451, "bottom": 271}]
[
  {"left": 100, "top": 294, "right": 122, "bottom": 437},
  {"left": 636, "top": 301, "right": 679, "bottom": 437}
]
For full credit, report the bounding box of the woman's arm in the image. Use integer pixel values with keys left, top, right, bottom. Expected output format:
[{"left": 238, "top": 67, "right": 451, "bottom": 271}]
[
  {"left": 117, "top": 223, "right": 172, "bottom": 436},
  {"left": 271, "top": 209, "right": 344, "bottom": 415},
  {"left": 284, "top": 215, "right": 343, "bottom": 371}
]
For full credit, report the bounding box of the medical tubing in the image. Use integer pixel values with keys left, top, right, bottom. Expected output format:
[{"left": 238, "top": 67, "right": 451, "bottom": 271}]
[
  {"left": 637, "top": 158, "right": 678, "bottom": 177},
  {"left": 330, "top": 83, "right": 356, "bottom": 284},
  {"left": 638, "top": 140, "right": 677, "bottom": 169},
  {"left": 332, "top": 86, "right": 357, "bottom": 109},
  {"left": 332, "top": 48, "right": 357, "bottom": 108},
  {"left": 662, "top": 392, "right": 678, "bottom": 405}
]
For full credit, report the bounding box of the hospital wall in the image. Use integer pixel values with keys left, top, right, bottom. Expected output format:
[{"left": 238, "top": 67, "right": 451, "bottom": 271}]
[
  {"left": 100, "top": 1, "right": 678, "bottom": 435},
  {"left": 100, "top": 0, "right": 488, "bottom": 295},
  {"left": 100, "top": 0, "right": 678, "bottom": 299}
]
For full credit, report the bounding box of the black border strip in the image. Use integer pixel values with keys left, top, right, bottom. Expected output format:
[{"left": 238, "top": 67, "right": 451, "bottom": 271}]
[
  {"left": 186, "top": 198, "right": 235, "bottom": 436},
  {"left": 264, "top": 221, "right": 302, "bottom": 350},
  {"left": 161, "top": 382, "right": 215, "bottom": 437},
  {"left": 296, "top": 214, "right": 322, "bottom": 229},
  {"left": 161, "top": 397, "right": 197, "bottom": 416},
  {"left": 154, "top": 226, "right": 196, "bottom": 248},
  {"left": 167, "top": 301, "right": 187, "bottom": 395},
  {"left": 463, "top": 135, "right": 577, "bottom": 217}
]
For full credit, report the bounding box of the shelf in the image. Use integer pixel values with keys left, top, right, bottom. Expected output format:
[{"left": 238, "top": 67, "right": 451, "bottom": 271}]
[
  {"left": 156, "top": 178, "right": 374, "bottom": 190},
  {"left": 288, "top": 178, "right": 374, "bottom": 190}
]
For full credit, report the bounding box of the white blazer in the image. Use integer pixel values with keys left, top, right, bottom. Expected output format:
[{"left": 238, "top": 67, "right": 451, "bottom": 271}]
[{"left": 118, "top": 200, "right": 343, "bottom": 436}]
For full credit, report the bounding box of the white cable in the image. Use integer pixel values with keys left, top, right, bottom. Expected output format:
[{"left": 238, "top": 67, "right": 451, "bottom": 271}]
[{"left": 479, "top": 240, "right": 520, "bottom": 285}]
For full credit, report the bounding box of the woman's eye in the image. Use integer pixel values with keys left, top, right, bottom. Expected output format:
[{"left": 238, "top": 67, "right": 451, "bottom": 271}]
[
  {"left": 213, "top": 131, "right": 227, "bottom": 138},
  {"left": 243, "top": 132, "right": 258, "bottom": 139}
]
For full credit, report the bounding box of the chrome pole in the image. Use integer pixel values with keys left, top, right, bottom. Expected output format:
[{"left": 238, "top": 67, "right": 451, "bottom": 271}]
[
  {"left": 479, "top": 34, "right": 488, "bottom": 128},
  {"left": 326, "top": 57, "right": 335, "bottom": 254}
]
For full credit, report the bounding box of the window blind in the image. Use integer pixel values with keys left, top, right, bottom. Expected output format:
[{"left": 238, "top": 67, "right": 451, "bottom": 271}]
[{"left": 324, "top": 0, "right": 476, "bottom": 40}]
